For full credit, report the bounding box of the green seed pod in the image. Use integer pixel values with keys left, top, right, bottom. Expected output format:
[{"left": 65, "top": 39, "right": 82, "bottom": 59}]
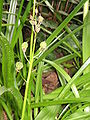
[
  {"left": 16, "top": 62, "right": 23, "bottom": 72},
  {"left": 22, "top": 42, "right": 28, "bottom": 53},
  {"left": 39, "top": 41, "right": 47, "bottom": 51}
]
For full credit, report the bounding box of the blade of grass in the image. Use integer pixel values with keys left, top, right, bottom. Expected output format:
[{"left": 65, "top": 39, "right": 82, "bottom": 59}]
[
  {"left": 44, "top": 0, "right": 87, "bottom": 45},
  {"left": 61, "top": 103, "right": 90, "bottom": 120},
  {"left": 45, "top": 0, "right": 81, "bottom": 50},
  {"left": 0, "top": 36, "right": 15, "bottom": 88},
  {"left": 83, "top": 1, "right": 90, "bottom": 74},
  {"left": 35, "top": 0, "right": 86, "bottom": 58},
  {"left": 33, "top": 22, "right": 90, "bottom": 67},
  {"left": 18, "top": 30, "right": 27, "bottom": 79},
  {"left": 58, "top": 57, "right": 90, "bottom": 99},
  {"left": 0, "top": 0, "right": 3, "bottom": 33},
  {"left": 0, "top": 99, "right": 13, "bottom": 120},
  {"left": 35, "top": 105, "right": 61, "bottom": 120},
  {"left": 10, "top": 0, "right": 25, "bottom": 43},
  {"left": 44, "top": 59, "right": 80, "bottom": 98},
  {"left": 31, "top": 97, "right": 90, "bottom": 108},
  {"left": 11, "top": 0, "right": 32, "bottom": 48},
  {"left": 5, "top": 0, "right": 17, "bottom": 42},
  {"left": 63, "top": 41, "right": 81, "bottom": 57},
  {"left": 0, "top": 86, "right": 24, "bottom": 117},
  {"left": 41, "top": 25, "right": 81, "bottom": 57},
  {"left": 64, "top": 111, "right": 90, "bottom": 120},
  {"left": 43, "top": 57, "right": 90, "bottom": 100},
  {"left": 34, "top": 62, "right": 44, "bottom": 118},
  {"left": 0, "top": 104, "right": 4, "bottom": 120}
]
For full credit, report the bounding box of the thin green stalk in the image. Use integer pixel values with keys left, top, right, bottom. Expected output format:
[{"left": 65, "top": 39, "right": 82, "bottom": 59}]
[
  {"left": 0, "top": 0, "right": 3, "bottom": 33},
  {"left": 27, "top": 74, "right": 33, "bottom": 120},
  {"left": 33, "top": 31, "right": 37, "bottom": 56},
  {"left": 21, "top": 0, "right": 36, "bottom": 119},
  {"left": 30, "top": 29, "right": 34, "bottom": 60},
  {"left": 30, "top": 0, "right": 36, "bottom": 58},
  {"left": 21, "top": 58, "right": 33, "bottom": 120}
]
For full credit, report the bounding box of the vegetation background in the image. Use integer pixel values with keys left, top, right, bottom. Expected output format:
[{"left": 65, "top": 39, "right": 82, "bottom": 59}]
[{"left": 0, "top": 0, "right": 90, "bottom": 120}]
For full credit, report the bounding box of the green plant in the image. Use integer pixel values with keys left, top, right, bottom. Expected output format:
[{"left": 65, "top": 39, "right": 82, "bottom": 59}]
[{"left": 0, "top": 0, "right": 90, "bottom": 120}]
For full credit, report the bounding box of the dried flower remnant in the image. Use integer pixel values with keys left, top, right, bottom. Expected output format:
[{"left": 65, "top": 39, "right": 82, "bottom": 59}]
[
  {"left": 16, "top": 62, "right": 23, "bottom": 72},
  {"left": 30, "top": 15, "right": 36, "bottom": 26},
  {"left": 30, "top": 15, "right": 33, "bottom": 20},
  {"left": 35, "top": 23, "right": 40, "bottom": 33},
  {"left": 35, "top": 8, "right": 38, "bottom": 15},
  {"left": 35, "top": 15, "right": 44, "bottom": 33},
  {"left": 38, "top": 15, "right": 44, "bottom": 24},
  {"left": 22, "top": 42, "right": 28, "bottom": 53},
  {"left": 29, "top": 14, "right": 44, "bottom": 33},
  {"left": 39, "top": 41, "right": 47, "bottom": 51}
]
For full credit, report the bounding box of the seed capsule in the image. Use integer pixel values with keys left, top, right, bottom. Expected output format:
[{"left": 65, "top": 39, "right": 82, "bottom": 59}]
[
  {"left": 39, "top": 41, "right": 47, "bottom": 51},
  {"left": 22, "top": 42, "right": 28, "bottom": 53},
  {"left": 16, "top": 62, "right": 23, "bottom": 72}
]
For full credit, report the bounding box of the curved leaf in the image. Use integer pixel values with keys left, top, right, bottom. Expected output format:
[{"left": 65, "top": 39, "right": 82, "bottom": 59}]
[
  {"left": 64, "top": 111, "right": 90, "bottom": 120},
  {"left": 35, "top": 105, "right": 61, "bottom": 120},
  {"left": 0, "top": 37, "right": 15, "bottom": 88},
  {"left": 0, "top": 86, "right": 23, "bottom": 117}
]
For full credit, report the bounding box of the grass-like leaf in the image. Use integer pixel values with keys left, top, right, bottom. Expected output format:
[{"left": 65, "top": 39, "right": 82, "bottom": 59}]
[
  {"left": 11, "top": 0, "right": 32, "bottom": 48},
  {"left": 35, "top": 105, "right": 61, "bottom": 120},
  {"left": 0, "top": 86, "right": 25, "bottom": 118},
  {"left": 5, "top": 0, "right": 17, "bottom": 42},
  {"left": 83, "top": 2, "right": 90, "bottom": 74},
  {"left": 0, "top": 0, "right": 3, "bottom": 33},
  {"left": 0, "top": 36, "right": 15, "bottom": 88}
]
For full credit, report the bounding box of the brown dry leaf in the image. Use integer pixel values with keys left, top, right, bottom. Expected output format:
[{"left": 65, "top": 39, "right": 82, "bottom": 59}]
[{"left": 42, "top": 71, "right": 59, "bottom": 94}]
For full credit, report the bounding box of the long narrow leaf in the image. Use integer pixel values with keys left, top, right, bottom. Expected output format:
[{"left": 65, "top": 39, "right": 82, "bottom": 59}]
[
  {"left": 5, "top": 0, "right": 17, "bottom": 42},
  {"left": 0, "top": 37, "right": 15, "bottom": 88},
  {"left": 45, "top": 0, "right": 87, "bottom": 45},
  {"left": 83, "top": 5, "right": 90, "bottom": 74},
  {"left": 44, "top": 59, "right": 79, "bottom": 98},
  {"left": 0, "top": 0, "right": 3, "bottom": 33},
  {"left": 11, "top": 0, "right": 32, "bottom": 48}
]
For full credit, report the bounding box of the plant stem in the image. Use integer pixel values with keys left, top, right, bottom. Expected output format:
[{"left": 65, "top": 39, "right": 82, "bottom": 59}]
[{"left": 21, "top": 0, "right": 36, "bottom": 119}]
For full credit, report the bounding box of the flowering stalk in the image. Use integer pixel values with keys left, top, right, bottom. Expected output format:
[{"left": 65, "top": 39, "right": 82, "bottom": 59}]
[{"left": 21, "top": 0, "right": 36, "bottom": 119}]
